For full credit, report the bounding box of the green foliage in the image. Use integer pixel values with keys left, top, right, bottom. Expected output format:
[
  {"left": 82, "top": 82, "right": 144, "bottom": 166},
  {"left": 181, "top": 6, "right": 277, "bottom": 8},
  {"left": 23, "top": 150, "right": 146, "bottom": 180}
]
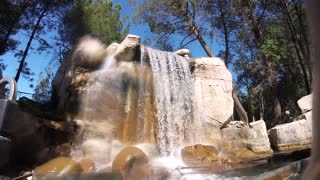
[
  {"left": 58, "top": 0, "right": 129, "bottom": 49},
  {"left": 232, "top": 0, "right": 310, "bottom": 125},
  {"left": 82, "top": 0, "right": 129, "bottom": 44}
]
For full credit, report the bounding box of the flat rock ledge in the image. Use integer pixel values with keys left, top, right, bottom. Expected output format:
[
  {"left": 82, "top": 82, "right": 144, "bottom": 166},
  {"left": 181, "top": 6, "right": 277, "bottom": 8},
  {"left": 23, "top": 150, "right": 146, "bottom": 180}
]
[{"left": 268, "top": 119, "right": 312, "bottom": 153}]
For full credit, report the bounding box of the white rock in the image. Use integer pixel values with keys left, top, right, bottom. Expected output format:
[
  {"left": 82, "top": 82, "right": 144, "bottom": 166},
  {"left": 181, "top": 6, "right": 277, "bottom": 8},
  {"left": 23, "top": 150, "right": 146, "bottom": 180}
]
[
  {"left": 192, "top": 57, "right": 233, "bottom": 127},
  {"left": 175, "top": 49, "right": 190, "bottom": 58},
  {"left": 221, "top": 120, "right": 271, "bottom": 153},
  {"left": 297, "top": 94, "right": 312, "bottom": 113},
  {"left": 300, "top": 111, "right": 312, "bottom": 129},
  {"left": 114, "top": 34, "right": 140, "bottom": 61},
  {"left": 268, "top": 120, "right": 312, "bottom": 151}
]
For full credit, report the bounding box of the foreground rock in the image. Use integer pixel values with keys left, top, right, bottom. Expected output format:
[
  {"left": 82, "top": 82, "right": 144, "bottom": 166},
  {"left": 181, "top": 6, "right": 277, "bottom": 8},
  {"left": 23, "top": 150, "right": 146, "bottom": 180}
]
[
  {"left": 112, "top": 146, "right": 150, "bottom": 179},
  {"left": 181, "top": 120, "right": 272, "bottom": 166},
  {"left": 33, "top": 157, "right": 83, "bottom": 178},
  {"left": 268, "top": 119, "right": 312, "bottom": 153}
]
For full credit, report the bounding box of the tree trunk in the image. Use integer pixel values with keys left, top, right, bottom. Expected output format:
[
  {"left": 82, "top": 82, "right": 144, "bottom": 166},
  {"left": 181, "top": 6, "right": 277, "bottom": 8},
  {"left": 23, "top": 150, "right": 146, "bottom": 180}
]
[
  {"left": 188, "top": 20, "right": 214, "bottom": 57},
  {"left": 280, "top": 0, "right": 311, "bottom": 93},
  {"left": 0, "top": 69, "right": 4, "bottom": 99},
  {"left": 233, "top": 90, "right": 249, "bottom": 125},
  {"left": 217, "top": 0, "right": 230, "bottom": 67},
  {"left": 15, "top": 6, "right": 47, "bottom": 82}
]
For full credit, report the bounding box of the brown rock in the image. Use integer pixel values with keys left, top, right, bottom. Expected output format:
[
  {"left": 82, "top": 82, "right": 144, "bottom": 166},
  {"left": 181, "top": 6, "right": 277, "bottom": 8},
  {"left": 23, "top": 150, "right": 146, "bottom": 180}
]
[
  {"left": 218, "top": 150, "right": 240, "bottom": 164},
  {"left": 80, "top": 159, "right": 95, "bottom": 174},
  {"left": 181, "top": 144, "right": 218, "bottom": 163},
  {"left": 33, "top": 157, "right": 83, "bottom": 178},
  {"left": 97, "top": 166, "right": 112, "bottom": 174},
  {"left": 112, "top": 146, "right": 148, "bottom": 177}
]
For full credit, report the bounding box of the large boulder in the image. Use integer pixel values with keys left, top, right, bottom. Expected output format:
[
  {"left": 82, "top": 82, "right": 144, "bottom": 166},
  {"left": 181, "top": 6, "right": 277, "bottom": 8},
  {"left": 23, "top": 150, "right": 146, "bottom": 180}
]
[
  {"left": 268, "top": 119, "right": 312, "bottom": 152},
  {"left": 52, "top": 34, "right": 141, "bottom": 113},
  {"left": 112, "top": 146, "right": 150, "bottom": 179},
  {"left": 221, "top": 120, "right": 272, "bottom": 154},
  {"left": 33, "top": 157, "right": 83, "bottom": 178},
  {"left": 181, "top": 144, "right": 218, "bottom": 163},
  {"left": 191, "top": 57, "right": 234, "bottom": 132},
  {"left": 297, "top": 94, "right": 312, "bottom": 113},
  {"left": 114, "top": 34, "right": 140, "bottom": 62}
]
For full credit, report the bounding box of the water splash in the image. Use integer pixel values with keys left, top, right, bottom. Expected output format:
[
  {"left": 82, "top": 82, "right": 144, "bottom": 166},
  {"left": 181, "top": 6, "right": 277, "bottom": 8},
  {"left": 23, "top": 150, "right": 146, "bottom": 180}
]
[{"left": 141, "top": 46, "right": 194, "bottom": 156}]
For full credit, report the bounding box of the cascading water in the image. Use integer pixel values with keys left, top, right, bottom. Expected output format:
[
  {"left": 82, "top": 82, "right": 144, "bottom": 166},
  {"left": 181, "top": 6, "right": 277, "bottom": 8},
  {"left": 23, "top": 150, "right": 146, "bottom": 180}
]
[{"left": 141, "top": 46, "right": 195, "bottom": 156}]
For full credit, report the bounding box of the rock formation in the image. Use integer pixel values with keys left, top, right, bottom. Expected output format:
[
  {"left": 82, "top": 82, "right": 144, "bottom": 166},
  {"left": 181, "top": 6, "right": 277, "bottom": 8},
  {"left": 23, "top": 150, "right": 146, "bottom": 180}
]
[
  {"left": 191, "top": 57, "right": 234, "bottom": 139},
  {"left": 50, "top": 34, "right": 278, "bottom": 171},
  {"left": 297, "top": 94, "right": 312, "bottom": 113},
  {"left": 268, "top": 94, "right": 313, "bottom": 153}
]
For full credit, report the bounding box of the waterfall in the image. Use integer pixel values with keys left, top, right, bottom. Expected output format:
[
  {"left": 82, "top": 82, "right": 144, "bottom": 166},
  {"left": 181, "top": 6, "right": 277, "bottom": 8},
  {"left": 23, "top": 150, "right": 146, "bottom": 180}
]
[{"left": 141, "top": 46, "right": 194, "bottom": 156}]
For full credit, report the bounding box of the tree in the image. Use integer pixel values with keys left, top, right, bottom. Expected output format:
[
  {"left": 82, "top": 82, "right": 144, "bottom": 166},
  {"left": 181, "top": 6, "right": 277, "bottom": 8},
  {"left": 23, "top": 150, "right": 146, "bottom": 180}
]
[
  {"left": 56, "top": 0, "right": 129, "bottom": 56},
  {"left": 134, "top": 0, "right": 213, "bottom": 56},
  {"left": 232, "top": 0, "right": 311, "bottom": 126},
  {"left": 33, "top": 67, "right": 53, "bottom": 102},
  {"left": 0, "top": 0, "right": 30, "bottom": 55},
  {"left": 14, "top": 0, "right": 71, "bottom": 83}
]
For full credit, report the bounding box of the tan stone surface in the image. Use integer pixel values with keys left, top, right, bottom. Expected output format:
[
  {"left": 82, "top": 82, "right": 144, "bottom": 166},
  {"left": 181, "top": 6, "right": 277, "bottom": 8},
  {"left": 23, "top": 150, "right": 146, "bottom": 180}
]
[
  {"left": 221, "top": 120, "right": 272, "bottom": 154},
  {"left": 268, "top": 119, "right": 312, "bottom": 152},
  {"left": 112, "top": 146, "right": 148, "bottom": 174},
  {"left": 33, "top": 157, "right": 83, "bottom": 178},
  {"left": 192, "top": 57, "right": 233, "bottom": 129}
]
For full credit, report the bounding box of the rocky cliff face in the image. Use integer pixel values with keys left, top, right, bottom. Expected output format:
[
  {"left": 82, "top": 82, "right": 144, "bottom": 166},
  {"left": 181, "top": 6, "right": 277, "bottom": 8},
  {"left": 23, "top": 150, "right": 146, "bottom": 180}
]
[
  {"left": 52, "top": 35, "right": 235, "bottom": 143},
  {"left": 191, "top": 57, "right": 234, "bottom": 138},
  {"left": 50, "top": 34, "right": 239, "bottom": 164}
]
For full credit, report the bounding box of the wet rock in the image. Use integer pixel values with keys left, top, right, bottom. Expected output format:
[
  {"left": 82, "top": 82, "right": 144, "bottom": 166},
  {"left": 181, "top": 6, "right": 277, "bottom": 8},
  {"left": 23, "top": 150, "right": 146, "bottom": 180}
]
[
  {"left": 192, "top": 57, "right": 233, "bottom": 130},
  {"left": 61, "top": 173, "right": 122, "bottom": 180},
  {"left": 218, "top": 149, "right": 271, "bottom": 165},
  {"left": 268, "top": 120, "right": 311, "bottom": 153},
  {"left": 80, "top": 159, "right": 95, "bottom": 174},
  {"left": 136, "top": 144, "right": 161, "bottom": 157},
  {"left": 217, "top": 150, "right": 239, "bottom": 164},
  {"left": 33, "top": 157, "right": 83, "bottom": 178},
  {"left": 112, "top": 146, "right": 148, "bottom": 177},
  {"left": 71, "top": 138, "right": 111, "bottom": 167},
  {"left": 181, "top": 144, "right": 218, "bottom": 163},
  {"left": 124, "top": 159, "right": 152, "bottom": 180},
  {"left": 297, "top": 94, "right": 312, "bottom": 113},
  {"left": 152, "top": 166, "right": 170, "bottom": 180}
]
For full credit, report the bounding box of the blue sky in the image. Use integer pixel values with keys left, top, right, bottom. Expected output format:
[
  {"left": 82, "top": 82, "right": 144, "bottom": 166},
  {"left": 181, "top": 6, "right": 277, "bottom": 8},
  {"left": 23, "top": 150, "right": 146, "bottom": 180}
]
[{"left": 1, "top": 0, "right": 224, "bottom": 99}]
